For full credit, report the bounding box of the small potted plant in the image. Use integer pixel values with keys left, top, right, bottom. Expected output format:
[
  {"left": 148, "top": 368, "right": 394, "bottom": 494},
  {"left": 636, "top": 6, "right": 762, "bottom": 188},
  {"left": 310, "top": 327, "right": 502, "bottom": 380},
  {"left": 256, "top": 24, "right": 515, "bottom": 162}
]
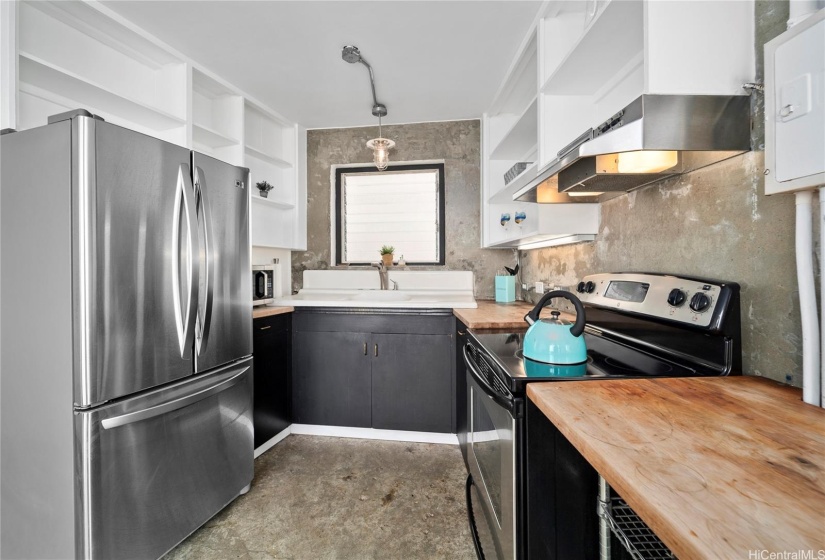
[
  {"left": 379, "top": 245, "right": 395, "bottom": 266},
  {"left": 256, "top": 180, "right": 274, "bottom": 198}
]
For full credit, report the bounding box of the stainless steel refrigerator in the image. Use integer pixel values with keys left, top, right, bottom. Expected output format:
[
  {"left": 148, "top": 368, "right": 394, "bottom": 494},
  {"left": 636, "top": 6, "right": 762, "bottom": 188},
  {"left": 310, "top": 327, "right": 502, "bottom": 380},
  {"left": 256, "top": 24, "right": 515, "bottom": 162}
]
[{"left": 0, "top": 111, "right": 254, "bottom": 559}]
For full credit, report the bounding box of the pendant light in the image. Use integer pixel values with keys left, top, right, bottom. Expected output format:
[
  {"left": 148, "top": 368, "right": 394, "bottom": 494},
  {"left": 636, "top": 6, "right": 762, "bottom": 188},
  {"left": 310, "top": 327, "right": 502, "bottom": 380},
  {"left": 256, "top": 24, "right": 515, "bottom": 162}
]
[
  {"left": 366, "top": 116, "right": 395, "bottom": 171},
  {"left": 342, "top": 45, "right": 396, "bottom": 171}
]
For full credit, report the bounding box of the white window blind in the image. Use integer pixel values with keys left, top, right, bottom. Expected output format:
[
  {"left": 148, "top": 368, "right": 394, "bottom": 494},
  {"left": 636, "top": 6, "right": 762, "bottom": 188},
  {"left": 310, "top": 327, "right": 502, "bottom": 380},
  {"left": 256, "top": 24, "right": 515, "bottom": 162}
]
[{"left": 340, "top": 168, "right": 441, "bottom": 263}]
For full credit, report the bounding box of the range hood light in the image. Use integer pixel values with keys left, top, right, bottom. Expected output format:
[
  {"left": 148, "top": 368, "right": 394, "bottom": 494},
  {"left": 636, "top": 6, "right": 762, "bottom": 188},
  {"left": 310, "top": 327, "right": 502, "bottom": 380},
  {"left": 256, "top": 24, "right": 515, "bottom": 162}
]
[
  {"left": 567, "top": 191, "right": 605, "bottom": 197},
  {"left": 616, "top": 150, "right": 679, "bottom": 174}
]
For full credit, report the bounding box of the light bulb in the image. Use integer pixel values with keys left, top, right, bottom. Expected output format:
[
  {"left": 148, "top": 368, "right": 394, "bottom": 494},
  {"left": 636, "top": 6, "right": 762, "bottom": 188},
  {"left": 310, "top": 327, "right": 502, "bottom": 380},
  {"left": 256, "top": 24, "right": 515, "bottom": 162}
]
[
  {"left": 374, "top": 147, "right": 389, "bottom": 170},
  {"left": 616, "top": 151, "right": 678, "bottom": 174}
]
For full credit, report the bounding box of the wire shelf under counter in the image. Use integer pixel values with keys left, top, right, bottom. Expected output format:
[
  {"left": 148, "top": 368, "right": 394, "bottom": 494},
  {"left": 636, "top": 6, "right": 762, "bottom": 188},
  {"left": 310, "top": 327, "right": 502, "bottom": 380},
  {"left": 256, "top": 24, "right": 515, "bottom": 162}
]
[{"left": 598, "top": 476, "right": 677, "bottom": 560}]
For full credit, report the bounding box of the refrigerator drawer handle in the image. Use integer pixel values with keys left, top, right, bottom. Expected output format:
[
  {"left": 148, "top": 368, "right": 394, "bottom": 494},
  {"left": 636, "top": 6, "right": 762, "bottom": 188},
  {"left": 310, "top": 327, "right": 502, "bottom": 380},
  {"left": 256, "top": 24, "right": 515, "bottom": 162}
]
[{"left": 101, "top": 366, "right": 249, "bottom": 429}]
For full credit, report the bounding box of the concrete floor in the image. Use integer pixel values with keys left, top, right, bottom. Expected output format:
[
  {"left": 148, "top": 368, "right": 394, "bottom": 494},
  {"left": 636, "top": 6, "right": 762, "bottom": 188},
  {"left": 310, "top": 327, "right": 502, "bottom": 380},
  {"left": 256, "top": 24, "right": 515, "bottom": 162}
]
[{"left": 164, "top": 435, "right": 476, "bottom": 560}]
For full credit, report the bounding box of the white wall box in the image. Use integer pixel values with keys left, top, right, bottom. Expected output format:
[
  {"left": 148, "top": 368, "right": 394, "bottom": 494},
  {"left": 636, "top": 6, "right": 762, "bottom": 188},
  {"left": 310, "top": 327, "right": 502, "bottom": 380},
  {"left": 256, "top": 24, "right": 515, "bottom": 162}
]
[
  {"left": 764, "top": 8, "right": 825, "bottom": 194},
  {"left": 6, "top": 0, "right": 306, "bottom": 251}
]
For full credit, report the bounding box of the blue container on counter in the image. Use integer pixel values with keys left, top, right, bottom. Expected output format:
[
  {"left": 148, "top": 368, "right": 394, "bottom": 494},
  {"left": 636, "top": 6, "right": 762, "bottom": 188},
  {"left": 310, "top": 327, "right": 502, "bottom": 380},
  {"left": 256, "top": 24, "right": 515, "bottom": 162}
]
[{"left": 495, "top": 275, "right": 516, "bottom": 303}]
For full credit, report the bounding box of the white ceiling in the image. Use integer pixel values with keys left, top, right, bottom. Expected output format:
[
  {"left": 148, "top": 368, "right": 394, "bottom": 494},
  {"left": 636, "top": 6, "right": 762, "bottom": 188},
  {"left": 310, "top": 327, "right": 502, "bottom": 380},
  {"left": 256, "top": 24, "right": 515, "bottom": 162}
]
[{"left": 101, "top": 1, "right": 542, "bottom": 129}]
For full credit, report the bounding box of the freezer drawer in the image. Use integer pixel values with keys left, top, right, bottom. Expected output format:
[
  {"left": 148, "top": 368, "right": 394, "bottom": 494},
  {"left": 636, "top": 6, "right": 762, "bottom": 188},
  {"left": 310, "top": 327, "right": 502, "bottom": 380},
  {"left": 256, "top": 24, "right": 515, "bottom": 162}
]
[{"left": 74, "top": 358, "right": 253, "bottom": 560}]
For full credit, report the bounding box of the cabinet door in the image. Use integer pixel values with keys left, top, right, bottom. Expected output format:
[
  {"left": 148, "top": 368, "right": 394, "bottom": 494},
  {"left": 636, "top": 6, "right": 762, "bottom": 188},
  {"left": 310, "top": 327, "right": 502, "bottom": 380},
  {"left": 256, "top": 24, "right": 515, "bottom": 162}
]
[
  {"left": 253, "top": 314, "right": 291, "bottom": 449},
  {"left": 371, "top": 333, "right": 453, "bottom": 433},
  {"left": 292, "top": 331, "right": 372, "bottom": 427}
]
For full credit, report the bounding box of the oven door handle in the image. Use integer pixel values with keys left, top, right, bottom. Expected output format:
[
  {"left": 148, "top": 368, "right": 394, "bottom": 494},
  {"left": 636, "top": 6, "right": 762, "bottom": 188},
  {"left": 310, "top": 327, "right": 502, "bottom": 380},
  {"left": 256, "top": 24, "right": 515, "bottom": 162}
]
[{"left": 463, "top": 344, "right": 516, "bottom": 413}]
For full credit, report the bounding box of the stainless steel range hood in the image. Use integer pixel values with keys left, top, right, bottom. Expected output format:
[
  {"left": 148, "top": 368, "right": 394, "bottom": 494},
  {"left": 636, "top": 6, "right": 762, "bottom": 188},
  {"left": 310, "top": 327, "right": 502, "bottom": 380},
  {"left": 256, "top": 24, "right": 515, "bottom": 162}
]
[{"left": 514, "top": 95, "right": 751, "bottom": 203}]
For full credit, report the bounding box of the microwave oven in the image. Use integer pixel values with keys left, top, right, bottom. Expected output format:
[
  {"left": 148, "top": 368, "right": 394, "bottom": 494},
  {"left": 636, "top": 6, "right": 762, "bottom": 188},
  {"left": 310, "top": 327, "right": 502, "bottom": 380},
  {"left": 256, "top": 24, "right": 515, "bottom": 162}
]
[{"left": 252, "top": 265, "right": 275, "bottom": 306}]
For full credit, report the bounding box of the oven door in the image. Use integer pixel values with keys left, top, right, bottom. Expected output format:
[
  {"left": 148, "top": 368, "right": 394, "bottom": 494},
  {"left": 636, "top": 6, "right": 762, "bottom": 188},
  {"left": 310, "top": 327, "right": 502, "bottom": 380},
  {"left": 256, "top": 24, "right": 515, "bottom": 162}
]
[{"left": 464, "top": 344, "right": 519, "bottom": 560}]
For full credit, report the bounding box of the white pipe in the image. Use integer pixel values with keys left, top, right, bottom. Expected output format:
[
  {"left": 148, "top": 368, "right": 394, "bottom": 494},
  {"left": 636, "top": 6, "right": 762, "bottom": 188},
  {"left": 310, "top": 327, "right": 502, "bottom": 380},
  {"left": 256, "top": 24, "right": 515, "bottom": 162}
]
[
  {"left": 796, "top": 191, "right": 820, "bottom": 406},
  {"left": 788, "top": 0, "right": 825, "bottom": 28},
  {"left": 820, "top": 187, "right": 825, "bottom": 408}
]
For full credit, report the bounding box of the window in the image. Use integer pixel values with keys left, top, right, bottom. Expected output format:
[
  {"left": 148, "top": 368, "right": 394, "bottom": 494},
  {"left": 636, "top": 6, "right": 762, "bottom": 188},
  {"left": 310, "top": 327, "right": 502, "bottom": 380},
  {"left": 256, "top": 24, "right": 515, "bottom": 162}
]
[{"left": 335, "top": 164, "right": 445, "bottom": 265}]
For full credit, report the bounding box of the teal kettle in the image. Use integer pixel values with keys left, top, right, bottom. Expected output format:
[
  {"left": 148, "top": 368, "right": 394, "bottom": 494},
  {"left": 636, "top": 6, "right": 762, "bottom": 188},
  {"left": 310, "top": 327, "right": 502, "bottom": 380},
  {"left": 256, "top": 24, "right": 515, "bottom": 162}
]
[{"left": 523, "top": 290, "right": 587, "bottom": 364}]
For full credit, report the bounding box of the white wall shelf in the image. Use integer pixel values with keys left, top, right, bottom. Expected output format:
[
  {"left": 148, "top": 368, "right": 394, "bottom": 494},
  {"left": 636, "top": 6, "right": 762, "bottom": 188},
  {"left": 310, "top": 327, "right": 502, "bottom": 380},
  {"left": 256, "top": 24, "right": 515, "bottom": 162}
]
[
  {"left": 190, "top": 68, "right": 243, "bottom": 164},
  {"left": 251, "top": 193, "right": 295, "bottom": 210},
  {"left": 245, "top": 145, "right": 292, "bottom": 168},
  {"left": 484, "top": 202, "right": 600, "bottom": 249},
  {"left": 8, "top": 0, "right": 307, "bottom": 253},
  {"left": 192, "top": 123, "right": 240, "bottom": 148},
  {"left": 489, "top": 96, "right": 538, "bottom": 161},
  {"left": 488, "top": 162, "right": 539, "bottom": 205},
  {"left": 18, "top": 52, "right": 186, "bottom": 131}
]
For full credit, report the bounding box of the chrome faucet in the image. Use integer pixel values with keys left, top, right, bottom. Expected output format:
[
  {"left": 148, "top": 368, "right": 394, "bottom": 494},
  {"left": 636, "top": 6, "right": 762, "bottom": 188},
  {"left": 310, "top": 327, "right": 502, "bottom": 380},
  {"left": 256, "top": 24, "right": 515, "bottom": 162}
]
[{"left": 374, "top": 262, "right": 389, "bottom": 290}]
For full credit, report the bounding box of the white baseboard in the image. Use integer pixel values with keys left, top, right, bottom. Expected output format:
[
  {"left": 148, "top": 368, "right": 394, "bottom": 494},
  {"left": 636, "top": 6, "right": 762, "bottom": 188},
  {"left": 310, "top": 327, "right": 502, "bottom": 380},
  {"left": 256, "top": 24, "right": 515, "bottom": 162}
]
[
  {"left": 290, "top": 424, "right": 459, "bottom": 445},
  {"left": 253, "top": 426, "right": 292, "bottom": 458}
]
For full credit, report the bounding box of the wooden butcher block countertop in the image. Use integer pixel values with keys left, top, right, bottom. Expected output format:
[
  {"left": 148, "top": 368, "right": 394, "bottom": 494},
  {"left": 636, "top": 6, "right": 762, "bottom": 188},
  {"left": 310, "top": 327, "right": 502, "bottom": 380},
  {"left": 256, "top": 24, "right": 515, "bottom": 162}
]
[
  {"left": 527, "top": 376, "right": 825, "bottom": 560},
  {"left": 453, "top": 300, "right": 534, "bottom": 329},
  {"left": 252, "top": 306, "right": 294, "bottom": 319}
]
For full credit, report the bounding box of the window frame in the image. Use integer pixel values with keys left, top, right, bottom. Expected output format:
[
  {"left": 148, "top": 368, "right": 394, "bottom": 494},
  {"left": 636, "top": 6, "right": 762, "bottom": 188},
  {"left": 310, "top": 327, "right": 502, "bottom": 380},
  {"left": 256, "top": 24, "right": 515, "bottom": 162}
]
[{"left": 334, "top": 163, "right": 446, "bottom": 266}]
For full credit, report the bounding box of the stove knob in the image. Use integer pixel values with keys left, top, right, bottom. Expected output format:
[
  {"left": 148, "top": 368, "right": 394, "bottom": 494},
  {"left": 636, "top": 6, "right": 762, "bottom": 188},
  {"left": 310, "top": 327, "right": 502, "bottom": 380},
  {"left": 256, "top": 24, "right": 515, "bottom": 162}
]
[
  {"left": 667, "top": 289, "right": 687, "bottom": 307},
  {"left": 584, "top": 281, "right": 595, "bottom": 294},
  {"left": 689, "top": 292, "right": 711, "bottom": 313},
  {"left": 576, "top": 281, "right": 586, "bottom": 293}
]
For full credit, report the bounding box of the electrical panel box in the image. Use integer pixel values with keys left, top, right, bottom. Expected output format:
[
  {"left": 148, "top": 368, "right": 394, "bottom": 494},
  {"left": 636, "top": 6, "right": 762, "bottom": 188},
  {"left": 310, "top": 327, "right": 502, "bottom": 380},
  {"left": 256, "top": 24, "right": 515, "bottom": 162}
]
[{"left": 764, "top": 8, "right": 825, "bottom": 194}]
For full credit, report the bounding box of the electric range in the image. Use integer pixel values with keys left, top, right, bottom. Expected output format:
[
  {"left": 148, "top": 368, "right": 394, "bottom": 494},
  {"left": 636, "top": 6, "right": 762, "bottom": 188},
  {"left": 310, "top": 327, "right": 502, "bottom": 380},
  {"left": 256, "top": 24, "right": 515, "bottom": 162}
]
[{"left": 462, "top": 272, "right": 742, "bottom": 560}]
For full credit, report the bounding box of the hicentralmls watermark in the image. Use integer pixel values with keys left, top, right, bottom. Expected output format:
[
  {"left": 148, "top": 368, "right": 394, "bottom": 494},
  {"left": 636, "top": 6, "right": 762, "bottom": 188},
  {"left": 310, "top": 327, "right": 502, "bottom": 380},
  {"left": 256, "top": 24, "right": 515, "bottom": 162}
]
[{"left": 748, "top": 551, "right": 825, "bottom": 560}]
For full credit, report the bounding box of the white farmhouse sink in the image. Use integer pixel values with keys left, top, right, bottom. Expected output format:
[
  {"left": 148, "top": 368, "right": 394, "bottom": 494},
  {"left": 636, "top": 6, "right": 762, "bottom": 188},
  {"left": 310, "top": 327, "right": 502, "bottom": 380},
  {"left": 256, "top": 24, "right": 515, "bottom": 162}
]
[
  {"left": 290, "top": 292, "right": 350, "bottom": 301},
  {"left": 351, "top": 291, "right": 411, "bottom": 302}
]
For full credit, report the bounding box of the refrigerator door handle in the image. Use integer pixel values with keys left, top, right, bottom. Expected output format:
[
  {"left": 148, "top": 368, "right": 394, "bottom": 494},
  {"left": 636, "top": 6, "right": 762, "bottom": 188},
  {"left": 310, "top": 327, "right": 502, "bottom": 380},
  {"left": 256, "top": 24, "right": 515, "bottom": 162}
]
[
  {"left": 194, "top": 166, "right": 215, "bottom": 357},
  {"left": 101, "top": 364, "right": 250, "bottom": 429},
  {"left": 172, "top": 164, "right": 199, "bottom": 359}
]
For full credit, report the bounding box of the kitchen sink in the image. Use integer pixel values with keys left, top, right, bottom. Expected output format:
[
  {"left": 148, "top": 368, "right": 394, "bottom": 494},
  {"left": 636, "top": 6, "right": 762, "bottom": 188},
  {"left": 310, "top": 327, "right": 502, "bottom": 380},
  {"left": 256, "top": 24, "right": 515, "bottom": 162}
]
[
  {"left": 350, "top": 291, "right": 412, "bottom": 301},
  {"left": 290, "top": 293, "right": 351, "bottom": 301}
]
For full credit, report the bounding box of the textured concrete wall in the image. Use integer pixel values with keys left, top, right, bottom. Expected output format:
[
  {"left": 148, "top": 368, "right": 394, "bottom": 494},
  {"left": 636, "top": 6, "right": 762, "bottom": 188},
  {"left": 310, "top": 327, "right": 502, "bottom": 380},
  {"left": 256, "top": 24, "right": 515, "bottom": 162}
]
[
  {"left": 519, "top": 1, "right": 821, "bottom": 386},
  {"left": 294, "top": 120, "right": 515, "bottom": 298}
]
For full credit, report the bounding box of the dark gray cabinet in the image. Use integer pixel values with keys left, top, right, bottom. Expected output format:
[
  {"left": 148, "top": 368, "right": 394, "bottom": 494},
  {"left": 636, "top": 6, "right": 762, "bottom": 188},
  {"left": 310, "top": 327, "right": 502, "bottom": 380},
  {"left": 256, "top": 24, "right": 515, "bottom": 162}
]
[
  {"left": 371, "top": 333, "right": 453, "bottom": 432},
  {"left": 252, "top": 313, "right": 292, "bottom": 449},
  {"left": 292, "top": 330, "right": 372, "bottom": 427},
  {"left": 292, "top": 309, "right": 455, "bottom": 433}
]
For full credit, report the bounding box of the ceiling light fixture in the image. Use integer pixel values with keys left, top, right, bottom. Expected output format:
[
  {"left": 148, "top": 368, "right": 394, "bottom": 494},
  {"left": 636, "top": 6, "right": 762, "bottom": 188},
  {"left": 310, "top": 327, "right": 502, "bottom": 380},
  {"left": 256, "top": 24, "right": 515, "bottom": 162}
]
[{"left": 342, "top": 45, "right": 395, "bottom": 171}]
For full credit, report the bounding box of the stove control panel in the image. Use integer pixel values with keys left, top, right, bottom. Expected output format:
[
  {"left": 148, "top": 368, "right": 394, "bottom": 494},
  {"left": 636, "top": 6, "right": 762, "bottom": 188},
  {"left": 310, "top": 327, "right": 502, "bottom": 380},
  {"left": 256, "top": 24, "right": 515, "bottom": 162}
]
[{"left": 575, "top": 273, "right": 729, "bottom": 328}]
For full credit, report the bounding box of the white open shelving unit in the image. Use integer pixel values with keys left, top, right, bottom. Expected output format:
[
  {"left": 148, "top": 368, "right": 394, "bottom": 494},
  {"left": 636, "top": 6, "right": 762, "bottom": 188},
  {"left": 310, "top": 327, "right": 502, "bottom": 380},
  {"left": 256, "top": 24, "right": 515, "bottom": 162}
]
[
  {"left": 5, "top": 0, "right": 306, "bottom": 251},
  {"left": 481, "top": 18, "right": 598, "bottom": 249}
]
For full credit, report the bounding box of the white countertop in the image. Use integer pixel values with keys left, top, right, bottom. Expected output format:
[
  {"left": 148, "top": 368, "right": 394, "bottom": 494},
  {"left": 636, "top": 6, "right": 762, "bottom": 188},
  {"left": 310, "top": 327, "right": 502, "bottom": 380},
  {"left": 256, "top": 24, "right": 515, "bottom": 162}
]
[
  {"left": 273, "top": 289, "right": 477, "bottom": 309},
  {"left": 276, "top": 270, "right": 478, "bottom": 309}
]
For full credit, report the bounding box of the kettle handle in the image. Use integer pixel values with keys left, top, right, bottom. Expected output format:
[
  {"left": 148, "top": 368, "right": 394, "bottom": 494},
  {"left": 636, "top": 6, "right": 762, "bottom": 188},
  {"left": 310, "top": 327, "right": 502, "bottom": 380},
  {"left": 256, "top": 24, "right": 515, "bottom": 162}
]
[{"left": 524, "top": 290, "right": 586, "bottom": 337}]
